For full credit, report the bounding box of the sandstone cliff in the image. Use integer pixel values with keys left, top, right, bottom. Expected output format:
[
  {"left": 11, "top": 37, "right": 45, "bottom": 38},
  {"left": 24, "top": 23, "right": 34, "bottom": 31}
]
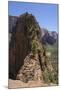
[{"left": 9, "top": 13, "right": 57, "bottom": 84}]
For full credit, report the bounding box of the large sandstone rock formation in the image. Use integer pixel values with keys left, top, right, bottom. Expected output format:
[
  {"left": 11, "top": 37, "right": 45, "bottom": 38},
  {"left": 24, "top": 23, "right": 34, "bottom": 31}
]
[{"left": 9, "top": 13, "right": 54, "bottom": 83}]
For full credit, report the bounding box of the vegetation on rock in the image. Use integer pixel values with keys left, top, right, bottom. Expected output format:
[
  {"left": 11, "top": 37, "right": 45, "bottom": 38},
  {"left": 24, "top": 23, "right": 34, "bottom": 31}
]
[{"left": 9, "top": 13, "right": 58, "bottom": 85}]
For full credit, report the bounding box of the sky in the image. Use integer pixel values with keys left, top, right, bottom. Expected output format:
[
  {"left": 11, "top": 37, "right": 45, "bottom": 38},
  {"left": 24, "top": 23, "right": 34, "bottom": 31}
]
[{"left": 8, "top": 1, "right": 58, "bottom": 32}]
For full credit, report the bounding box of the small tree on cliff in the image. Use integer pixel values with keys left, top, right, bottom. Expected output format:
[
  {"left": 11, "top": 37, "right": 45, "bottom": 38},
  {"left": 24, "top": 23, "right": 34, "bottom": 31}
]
[{"left": 31, "top": 41, "right": 37, "bottom": 55}]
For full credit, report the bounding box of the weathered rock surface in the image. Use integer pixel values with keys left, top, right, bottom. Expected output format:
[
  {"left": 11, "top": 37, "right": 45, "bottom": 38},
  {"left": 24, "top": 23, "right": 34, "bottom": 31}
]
[
  {"left": 9, "top": 13, "right": 32, "bottom": 79},
  {"left": 9, "top": 13, "right": 55, "bottom": 85},
  {"left": 16, "top": 53, "right": 43, "bottom": 82}
]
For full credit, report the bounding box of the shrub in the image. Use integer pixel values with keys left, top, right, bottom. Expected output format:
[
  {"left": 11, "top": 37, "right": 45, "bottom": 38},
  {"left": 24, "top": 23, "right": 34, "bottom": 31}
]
[{"left": 31, "top": 41, "right": 37, "bottom": 55}]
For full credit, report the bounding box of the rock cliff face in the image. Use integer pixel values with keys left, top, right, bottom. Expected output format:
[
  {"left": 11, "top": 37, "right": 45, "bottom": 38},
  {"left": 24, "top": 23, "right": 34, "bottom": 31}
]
[
  {"left": 9, "top": 33, "right": 31, "bottom": 79},
  {"left": 9, "top": 13, "right": 54, "bottom": 83},
  {"left": 9, "top": 16, "right": 18, "bottom": 33},
  {"left": 9, "top": 13, "right": 43, "bottom": 80},
  {"left": 9, "top": 13, "right": 32, "bottom": 79},
  {"left": 9, "top": 16, "right": 58, "bottom": 45}
]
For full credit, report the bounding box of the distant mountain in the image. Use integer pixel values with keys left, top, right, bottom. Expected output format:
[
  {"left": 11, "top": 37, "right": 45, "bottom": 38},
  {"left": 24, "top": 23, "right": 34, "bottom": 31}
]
[{"left": 41, "top": 28, "right": 58, "bottom": 45}]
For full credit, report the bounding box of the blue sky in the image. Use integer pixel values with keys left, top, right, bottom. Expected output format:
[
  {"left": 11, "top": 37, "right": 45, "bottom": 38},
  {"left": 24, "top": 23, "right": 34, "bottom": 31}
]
[{"left": 8, "top": 1, "right": 58, "bottom": 32}]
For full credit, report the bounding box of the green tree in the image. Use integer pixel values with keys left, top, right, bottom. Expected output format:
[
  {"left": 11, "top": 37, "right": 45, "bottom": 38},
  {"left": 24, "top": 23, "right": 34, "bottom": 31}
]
[{"left": 31, "top": 41, "right": 37, "bottom": 55}]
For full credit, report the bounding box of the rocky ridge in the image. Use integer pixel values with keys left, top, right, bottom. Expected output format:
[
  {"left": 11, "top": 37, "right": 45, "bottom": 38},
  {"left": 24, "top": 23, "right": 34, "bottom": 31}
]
[{"left": 9, "top": 13, "right": 57, "bottom": 85}]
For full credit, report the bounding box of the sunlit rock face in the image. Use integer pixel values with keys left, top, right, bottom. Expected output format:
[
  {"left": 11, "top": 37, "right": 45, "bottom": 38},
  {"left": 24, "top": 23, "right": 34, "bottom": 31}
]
[
  {"left": 14, "top": 13, "right": 46, "bottom": 82},
  {"left": 9, "top": 13, "right": 41, "bottom": 79},
  {"left": 16, "top": 53, "right": 43, "bottom": 83},
  {"left": 9, "top": 13, "right": 54, "bottom": 84}
]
